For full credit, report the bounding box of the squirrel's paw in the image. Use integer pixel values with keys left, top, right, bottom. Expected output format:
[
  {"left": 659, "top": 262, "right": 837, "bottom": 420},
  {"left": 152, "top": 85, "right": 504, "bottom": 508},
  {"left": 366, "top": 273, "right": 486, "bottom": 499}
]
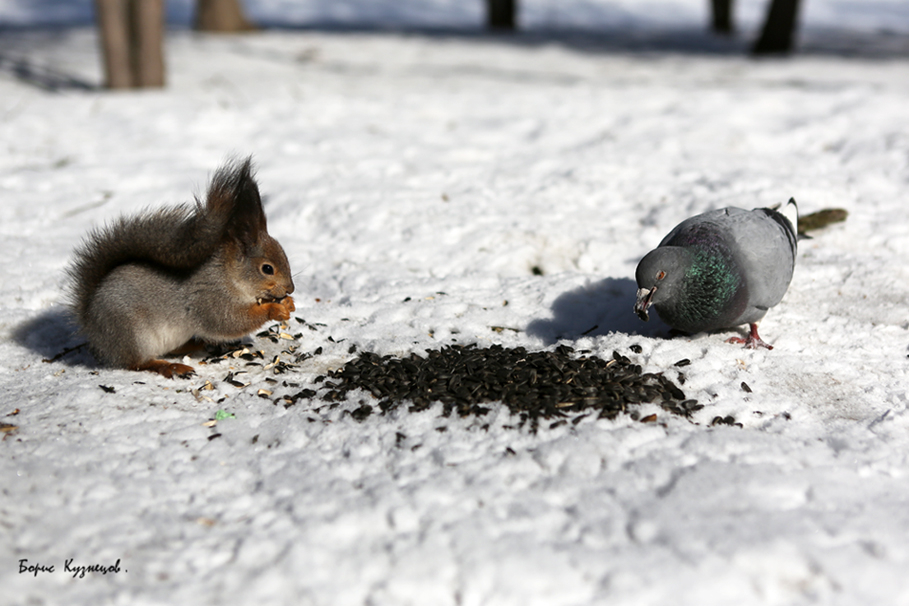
[
  {"left": 263, "top": 296, "right": 295, "bottom": 322},
  {"left": 133, "top": 360, "right": 196, "bottom": 379}
]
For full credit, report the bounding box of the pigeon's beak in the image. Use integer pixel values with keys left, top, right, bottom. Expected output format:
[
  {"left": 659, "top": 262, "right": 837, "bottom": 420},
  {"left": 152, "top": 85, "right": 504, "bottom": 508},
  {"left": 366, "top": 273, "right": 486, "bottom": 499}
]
[{"left": 634, "top": 287, "right": 655, "bottom": 321}]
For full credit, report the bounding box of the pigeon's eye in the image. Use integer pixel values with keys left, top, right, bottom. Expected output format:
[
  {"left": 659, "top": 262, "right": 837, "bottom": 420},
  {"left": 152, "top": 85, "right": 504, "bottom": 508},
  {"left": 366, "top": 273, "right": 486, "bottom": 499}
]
[
  {"left": 656, "top": 271, "right": 666, "bottom": 280},
  {"left": 261, "top": 263, "right": 275, "bottom": 275}
]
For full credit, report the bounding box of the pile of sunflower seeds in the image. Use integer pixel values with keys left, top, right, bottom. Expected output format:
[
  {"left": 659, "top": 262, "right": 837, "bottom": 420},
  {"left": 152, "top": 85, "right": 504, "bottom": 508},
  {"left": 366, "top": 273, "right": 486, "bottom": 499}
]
[{"left": 319, "top": 343, "right": 701, "bottom": 430}]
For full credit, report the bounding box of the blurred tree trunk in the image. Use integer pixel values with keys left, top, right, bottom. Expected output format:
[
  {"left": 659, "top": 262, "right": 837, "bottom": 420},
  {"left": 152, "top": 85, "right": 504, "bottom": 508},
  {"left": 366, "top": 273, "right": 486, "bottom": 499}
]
[
  {"left": 95, "top": 0, "right": 165, "bottom": 89},
  {"left": 194, "top": 0, "right": 256, "bottom": 32},
  {"left": 130, "top": 0, "right": 165, "bottom": 87},
  {"left": 487, "top": 0, "right": 516, "bottom": 30},
  {"left": 753, "top": 0, "right": 801, "bottom": 54},
  {"left": 95, "top": 0, "right": 132, "bottom": 88},
  {"left": 710, "top": 0, "right": 734, "bottom": 34}
]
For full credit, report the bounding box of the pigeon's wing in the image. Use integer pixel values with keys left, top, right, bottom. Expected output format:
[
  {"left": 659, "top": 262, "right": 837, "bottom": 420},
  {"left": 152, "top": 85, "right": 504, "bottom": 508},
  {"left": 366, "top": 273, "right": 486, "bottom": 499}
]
[
  {"left": 658, "top": 208, "right": 732, "bottom": 248},
  {"left": 725, "top": 207, "right": 797, "bottom": 312}
]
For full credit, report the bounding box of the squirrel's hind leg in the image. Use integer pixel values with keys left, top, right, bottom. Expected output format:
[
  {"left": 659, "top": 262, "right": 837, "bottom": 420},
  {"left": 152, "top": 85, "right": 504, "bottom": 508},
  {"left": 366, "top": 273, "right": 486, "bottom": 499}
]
[
  {"left": 167, "top": 338, "right": 207, "bottom": 356},
  {"left": 132, "top": 359, "right": 196, "bottom": 379}
]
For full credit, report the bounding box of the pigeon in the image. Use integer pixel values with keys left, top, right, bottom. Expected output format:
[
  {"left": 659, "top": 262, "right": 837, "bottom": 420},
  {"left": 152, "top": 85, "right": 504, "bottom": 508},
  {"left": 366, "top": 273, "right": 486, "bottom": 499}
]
[{"left": 634, "top": 199, "right": 798, "bottom": 349}]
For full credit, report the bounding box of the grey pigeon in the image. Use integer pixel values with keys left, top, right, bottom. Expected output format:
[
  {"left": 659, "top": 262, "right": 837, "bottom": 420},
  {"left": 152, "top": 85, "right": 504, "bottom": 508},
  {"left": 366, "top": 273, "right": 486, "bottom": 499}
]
[{"left": 634, "top": 199, "right": 798, "bottom": 349}]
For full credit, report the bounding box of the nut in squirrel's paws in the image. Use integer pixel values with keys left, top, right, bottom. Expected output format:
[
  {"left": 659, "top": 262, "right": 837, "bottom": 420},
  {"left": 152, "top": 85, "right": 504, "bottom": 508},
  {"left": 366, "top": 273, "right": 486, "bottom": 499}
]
[{"left": 261, "top": 296, "right": 295, "bottom": 321}]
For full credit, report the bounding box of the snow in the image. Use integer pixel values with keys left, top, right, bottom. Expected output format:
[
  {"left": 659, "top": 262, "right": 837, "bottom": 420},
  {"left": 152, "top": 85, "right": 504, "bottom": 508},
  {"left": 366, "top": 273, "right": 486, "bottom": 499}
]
[{"left": 2, "top": 1, "right": 909, "bottom": 604}]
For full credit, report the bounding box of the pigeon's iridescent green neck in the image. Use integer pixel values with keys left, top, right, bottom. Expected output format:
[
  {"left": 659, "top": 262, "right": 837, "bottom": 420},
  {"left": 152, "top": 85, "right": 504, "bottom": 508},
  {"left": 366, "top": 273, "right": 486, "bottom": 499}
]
[{"left": 670, "top": 246, "right": 744, "bottom": 332}]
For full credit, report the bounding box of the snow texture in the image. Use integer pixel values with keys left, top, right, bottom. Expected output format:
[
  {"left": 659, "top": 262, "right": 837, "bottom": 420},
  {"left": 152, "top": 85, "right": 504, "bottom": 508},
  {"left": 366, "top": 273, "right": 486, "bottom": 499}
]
[{"left": 2, "top": 1, "right": 909, "bottom": 605}]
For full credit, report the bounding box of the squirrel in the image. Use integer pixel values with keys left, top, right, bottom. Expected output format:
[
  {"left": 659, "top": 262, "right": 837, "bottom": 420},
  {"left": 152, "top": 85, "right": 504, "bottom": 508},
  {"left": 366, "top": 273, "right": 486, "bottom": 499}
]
[{"left": 67, "top": 157, "right": 295, "bottom": 378}]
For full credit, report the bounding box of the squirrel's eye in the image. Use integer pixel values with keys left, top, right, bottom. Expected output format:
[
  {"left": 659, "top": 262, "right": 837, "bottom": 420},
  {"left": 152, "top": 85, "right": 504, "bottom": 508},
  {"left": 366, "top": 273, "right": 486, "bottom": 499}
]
[
  {"left": 656, "top": 271, "right": 666, "bottom": 280},
  {"left": 262, "top": 264, "right": 275, "bottom": 275}
]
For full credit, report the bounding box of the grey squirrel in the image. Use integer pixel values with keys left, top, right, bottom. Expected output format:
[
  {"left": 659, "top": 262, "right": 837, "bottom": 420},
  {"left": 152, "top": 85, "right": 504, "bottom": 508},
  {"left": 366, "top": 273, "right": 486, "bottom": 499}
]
[{"left": 68, "top": 158, "right": 295, "bottom": 378}]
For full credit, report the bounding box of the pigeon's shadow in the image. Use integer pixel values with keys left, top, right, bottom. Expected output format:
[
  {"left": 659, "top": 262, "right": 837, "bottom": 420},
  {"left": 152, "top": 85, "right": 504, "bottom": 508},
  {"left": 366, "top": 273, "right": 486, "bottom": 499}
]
[
  {"left": 526, "top": 277, "right": 672, "bottom": 345},
  {"left": 11, "top": 307, "right": 96, "bottom": 368}
]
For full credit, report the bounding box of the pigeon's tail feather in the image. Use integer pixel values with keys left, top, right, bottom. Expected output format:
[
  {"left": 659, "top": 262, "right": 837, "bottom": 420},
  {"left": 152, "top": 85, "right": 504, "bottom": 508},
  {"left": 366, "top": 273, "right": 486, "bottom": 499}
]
[
  {"left": 780, "top": 198, "right": 798, "bottom": 235},
  {"left": 774, "top": 198, "right": 799, "bottom": 257},
  {"left": 759, "top": 199, "right": 798, "bottom": 258}
]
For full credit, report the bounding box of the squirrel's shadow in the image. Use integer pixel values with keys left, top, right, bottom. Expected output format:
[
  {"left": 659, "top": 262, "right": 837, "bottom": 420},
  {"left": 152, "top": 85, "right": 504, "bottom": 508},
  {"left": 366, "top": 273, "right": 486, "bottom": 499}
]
[
  {"left": 526, "top": 277, "right": 673, "bottom": 345},
  {"left": 12, "top": 307, "right": 96, "bottom": 368},
  {"left": 12, "top": 309, "right": 256, "bottom": 371}
]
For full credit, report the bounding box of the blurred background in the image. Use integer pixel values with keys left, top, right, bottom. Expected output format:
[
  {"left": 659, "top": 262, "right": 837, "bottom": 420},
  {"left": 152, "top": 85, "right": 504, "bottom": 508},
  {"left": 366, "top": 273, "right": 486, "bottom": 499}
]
[
  {"left": 3, "top": 0, "right": 908, "bottom": 91},
  {"left": 2, "top": 0, "right": 908, "bottom": 34}
]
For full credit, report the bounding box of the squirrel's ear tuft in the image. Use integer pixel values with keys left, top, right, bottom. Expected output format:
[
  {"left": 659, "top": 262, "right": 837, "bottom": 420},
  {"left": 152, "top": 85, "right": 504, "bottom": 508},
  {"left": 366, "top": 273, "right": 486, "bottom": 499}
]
[{"left": 206, "top": 156, "right": 267, "bottom": 251}]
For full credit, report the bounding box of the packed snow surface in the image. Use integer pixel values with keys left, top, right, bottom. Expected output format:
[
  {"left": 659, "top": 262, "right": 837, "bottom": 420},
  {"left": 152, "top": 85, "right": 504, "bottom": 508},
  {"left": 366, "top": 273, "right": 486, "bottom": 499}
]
[{"left": 2, "top": 1, "right": 909, "bottom": 604}]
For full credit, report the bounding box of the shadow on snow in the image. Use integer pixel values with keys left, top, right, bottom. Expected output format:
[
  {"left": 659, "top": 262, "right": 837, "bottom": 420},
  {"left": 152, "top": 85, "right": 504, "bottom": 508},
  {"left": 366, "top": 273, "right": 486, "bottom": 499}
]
[
  {"left": 525, "top": 276, "right": 673, "bottom": 346},
  {"left": 12, "top": 307, "right": 96, "bottom": 369}
]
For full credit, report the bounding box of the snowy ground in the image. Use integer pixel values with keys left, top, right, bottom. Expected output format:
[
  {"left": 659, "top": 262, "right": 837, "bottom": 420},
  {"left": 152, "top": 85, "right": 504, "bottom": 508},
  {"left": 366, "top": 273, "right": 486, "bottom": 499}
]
[{"left": 2, "top": 1, "right": 909, "bottom": 605}]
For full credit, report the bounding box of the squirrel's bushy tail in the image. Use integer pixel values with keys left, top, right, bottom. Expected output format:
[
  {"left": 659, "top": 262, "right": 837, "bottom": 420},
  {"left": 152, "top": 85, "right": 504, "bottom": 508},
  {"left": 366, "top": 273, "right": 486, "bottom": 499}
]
[{"left": 68, "top": 157, "right": 261, "bottom": 321}]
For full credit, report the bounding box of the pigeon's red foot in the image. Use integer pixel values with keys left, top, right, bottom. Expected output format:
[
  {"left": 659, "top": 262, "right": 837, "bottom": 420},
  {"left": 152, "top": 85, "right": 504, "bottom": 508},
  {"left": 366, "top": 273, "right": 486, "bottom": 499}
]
[{"left": 726, "top": 323, "right": 774, "bottom": 350}]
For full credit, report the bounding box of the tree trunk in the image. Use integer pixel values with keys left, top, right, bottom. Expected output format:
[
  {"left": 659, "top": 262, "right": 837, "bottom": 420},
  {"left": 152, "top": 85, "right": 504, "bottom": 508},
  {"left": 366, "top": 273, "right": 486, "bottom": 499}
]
[
  {"left": 95, "top": 0, "right": 132, "bottom": 88},
  {"left": 130, "top": 0, "right": 165, "bottom": 87},
  {"left": 487, "top": 0, "right": 516, "bottom": 30},
  {"left": 710, "top": 0, "right": 734, "bottom": 35},
  {"left": 752, "top": 0, "right": 801, "bottom": 54},
  {"left": 95, "top": 0, "right": 165, "bottom": 89},
  {"left": 194, "top": 0, "right": 256, "bottom": 32}
]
